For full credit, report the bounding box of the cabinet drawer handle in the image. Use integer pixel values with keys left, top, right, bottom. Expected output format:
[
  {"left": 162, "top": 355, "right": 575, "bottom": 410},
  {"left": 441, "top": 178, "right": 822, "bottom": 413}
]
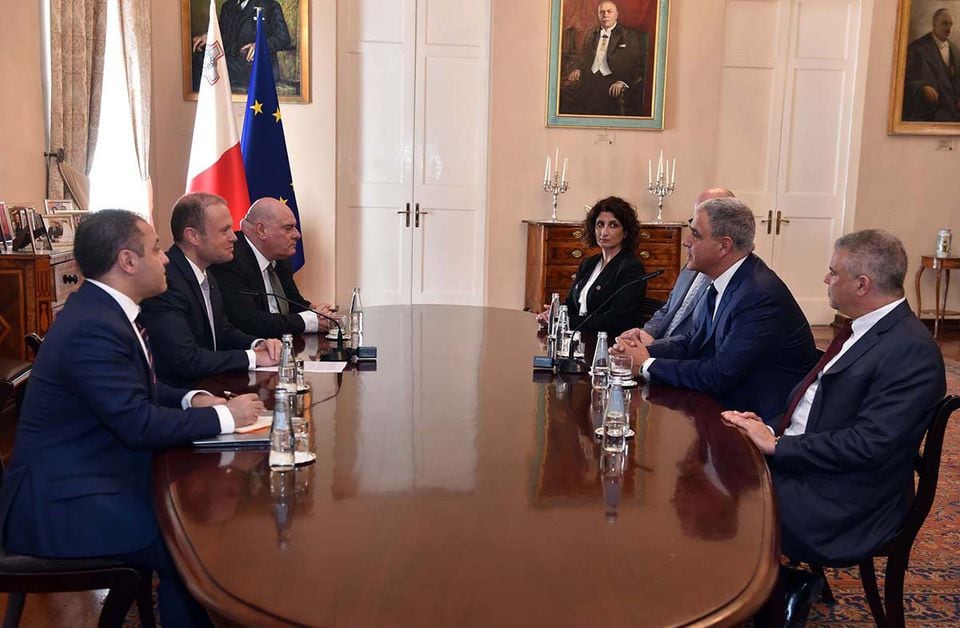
[
  {"left": 571, "top": 249, "right": 583, "bottom": 259},
  {"left": 639, "top": 251, "right": 651, "bottom": 260},
  {"left": 572, "top": 229, "right": 583, "bottom": 239},
  {"left": 62, "top": 274, "right": 79, "bottom": 285},
  {"left": 570, "top": 273, "right": 577, "bottom": 281},
  {"left": 639, "top": 230, "right": 651, "bottom": 239}
]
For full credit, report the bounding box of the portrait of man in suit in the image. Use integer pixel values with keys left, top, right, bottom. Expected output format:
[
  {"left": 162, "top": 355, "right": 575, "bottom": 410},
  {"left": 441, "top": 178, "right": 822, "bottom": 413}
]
[
  {"left": 903, "top": 6, "right": 960, "bottom": 122},
  {"left": 185, "top": 0, "right": 306, "bottom": 99},
  {"left": 559, "top": 0, "right": 657, "bottom": 117}
]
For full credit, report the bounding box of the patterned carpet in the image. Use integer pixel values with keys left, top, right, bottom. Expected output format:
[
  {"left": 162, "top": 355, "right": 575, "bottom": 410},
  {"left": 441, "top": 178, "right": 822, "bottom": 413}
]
[{"left": 808, "top": 358, "right": 960, "bottom": 626}]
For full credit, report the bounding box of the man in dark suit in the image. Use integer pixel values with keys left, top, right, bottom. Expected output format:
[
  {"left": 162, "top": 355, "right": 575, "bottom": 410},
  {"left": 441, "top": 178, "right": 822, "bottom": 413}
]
[
  {"left": 613, "top": 198, "right": 819, "bottom": 421},
  {"left": 636, "top": 187, "right": 735, "bottom": 342},
  {"left": 192, "top": 0, "right": 291, "bottom": 91},
  {"left": 0, "top": 210, "right": 264, "bottom": 626},
  {"left": 903, "top": 8, "right": 960, "bottom": 122},
  {"left": 724, "top": 230, "right": 946, "bottom": 564},
  {"left": 562, "top": 1, "right": 646, "bottom": 116},
  {"left": 140, "top": 193, "right": 281, "bottom": 387},
  {"left": 210, "top": 197, "right": 335, "bottom": 338}
]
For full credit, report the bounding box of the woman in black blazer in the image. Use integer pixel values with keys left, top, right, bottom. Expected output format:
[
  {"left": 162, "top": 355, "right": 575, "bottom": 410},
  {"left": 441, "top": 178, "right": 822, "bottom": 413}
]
[{"left": 558, "top": 196, "right": 647, "bottom": 338}]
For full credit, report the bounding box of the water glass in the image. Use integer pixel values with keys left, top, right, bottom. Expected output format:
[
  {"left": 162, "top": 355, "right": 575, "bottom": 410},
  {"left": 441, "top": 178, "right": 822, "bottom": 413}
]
[
  {"left": 295, "top": 358, "right": 306, "bottom": 390},
  {"left": 609, "top": 354, "right": 633, "bottom": 386},
  {"left": 291, "top": 417, "right": 310, "bottom": 454}
]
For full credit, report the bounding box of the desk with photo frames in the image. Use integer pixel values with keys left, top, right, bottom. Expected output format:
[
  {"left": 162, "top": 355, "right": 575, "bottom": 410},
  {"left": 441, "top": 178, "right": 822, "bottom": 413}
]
[{"left": 154, "top": 305, "right": 778, "bottom": 627}]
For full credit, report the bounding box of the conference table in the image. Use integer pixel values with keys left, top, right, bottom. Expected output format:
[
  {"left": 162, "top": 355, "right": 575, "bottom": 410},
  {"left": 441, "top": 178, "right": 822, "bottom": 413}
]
[{"left": 154, "top": 305, "right": 778, "bottom": 627}]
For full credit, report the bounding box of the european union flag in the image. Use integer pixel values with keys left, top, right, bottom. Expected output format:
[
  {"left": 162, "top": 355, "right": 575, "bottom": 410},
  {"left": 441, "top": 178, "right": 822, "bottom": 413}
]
[{"left": 241, "top": 10, "right": 304, "bottom": 271}]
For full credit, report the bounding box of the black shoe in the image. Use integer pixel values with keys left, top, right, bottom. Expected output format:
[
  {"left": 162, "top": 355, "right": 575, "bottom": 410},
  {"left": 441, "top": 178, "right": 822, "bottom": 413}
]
[{"left": 754, "top": 566, "right": 825, "bottom": 628}]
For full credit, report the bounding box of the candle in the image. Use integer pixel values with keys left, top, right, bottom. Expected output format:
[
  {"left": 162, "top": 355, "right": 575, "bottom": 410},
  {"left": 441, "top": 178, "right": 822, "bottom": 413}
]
[
  {"left": 664, "top": 159, "right": 670, "bottom": 187},
  {"left": 561, "top": 158, "right": 568, "bottom": 184},
  {"left": 544, "top": 157, "right": 551, "bottom": 184},
  {"left": 671, "top": 158, "right": 677, "bottom": 186},
  {"left": 657, "top": 150, "right": 663, "bottom": 182},
  {"left": 555, "top": 148, "right": 559, "bottom": 172},
  {"left": 648, "top": 160, "right": 652, "bottom": 186}
]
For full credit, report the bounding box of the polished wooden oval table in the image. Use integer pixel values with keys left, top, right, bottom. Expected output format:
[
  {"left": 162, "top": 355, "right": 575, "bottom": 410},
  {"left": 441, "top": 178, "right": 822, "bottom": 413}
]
[{"left": 154, "top": 305, "right": 778, "bottom": 627}]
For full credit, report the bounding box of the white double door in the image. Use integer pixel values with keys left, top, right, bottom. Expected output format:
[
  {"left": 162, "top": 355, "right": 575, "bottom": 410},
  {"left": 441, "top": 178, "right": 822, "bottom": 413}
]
[
  {"left": 336, "top": 0, "right": 490, "bottom": 306},
  {"left": 714, "top": 0, "right": 867, "bottom": 324}
]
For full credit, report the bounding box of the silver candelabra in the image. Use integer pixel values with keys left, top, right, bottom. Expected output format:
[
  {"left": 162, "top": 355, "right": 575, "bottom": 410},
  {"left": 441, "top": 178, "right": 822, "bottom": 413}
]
[
  {"left": 543, "top": 172, "right": 569, "bottom": 222},
  {"left": 647, "top": 152, "right": 676, "bottom": 223}
]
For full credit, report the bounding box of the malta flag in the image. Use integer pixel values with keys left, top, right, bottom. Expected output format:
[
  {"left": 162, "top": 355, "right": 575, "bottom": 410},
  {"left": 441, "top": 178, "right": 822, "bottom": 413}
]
[
  {"left": 185, "top": 0, "right": 250, "bottom": 227},
  {"left": 241, "top": 11, "right": 305, "bottom": 271}
]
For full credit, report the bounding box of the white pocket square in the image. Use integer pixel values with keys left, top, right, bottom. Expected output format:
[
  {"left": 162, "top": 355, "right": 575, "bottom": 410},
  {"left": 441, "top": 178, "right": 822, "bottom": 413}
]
[{"left": 618, "top": 43, "right": 626, "bottom": 48}]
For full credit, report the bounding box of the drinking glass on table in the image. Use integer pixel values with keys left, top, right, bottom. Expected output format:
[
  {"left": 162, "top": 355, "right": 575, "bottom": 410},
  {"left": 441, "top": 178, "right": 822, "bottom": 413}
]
[{"left": 609, "top": 354, "right": 633, "bottom": 386}]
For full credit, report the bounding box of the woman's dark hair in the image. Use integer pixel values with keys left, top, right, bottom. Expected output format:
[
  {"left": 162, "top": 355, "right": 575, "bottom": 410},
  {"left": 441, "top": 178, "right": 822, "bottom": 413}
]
[{"left": 581, "top": 196, "right": 641, "bottom": 252}]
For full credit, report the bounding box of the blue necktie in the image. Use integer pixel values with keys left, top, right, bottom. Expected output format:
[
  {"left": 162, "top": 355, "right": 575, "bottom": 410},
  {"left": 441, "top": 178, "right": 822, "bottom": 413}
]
[{"left": 702, "top": 284, "right": 718, "bottom": 336}]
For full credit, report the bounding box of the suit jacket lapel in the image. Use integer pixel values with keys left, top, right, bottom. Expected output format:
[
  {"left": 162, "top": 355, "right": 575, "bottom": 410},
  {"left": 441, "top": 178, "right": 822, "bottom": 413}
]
[
  {"left": 169, "top": 245, "right": 216, "bottom": 348},
  {"left": 608, "top": 26, "right": 624, "bottom": 53},
  {"left": 236, "top": 234, "right": 271, "bottom": 312},
  {"left": 821, "top": 302, "right": 911, "bottom": 376},
  {"left": 84, "top": 283, "right": 155, "bottom": 392},
  {"left": 699, "top": 255, "right": 755, "bottom": 349},
  {"left": 586, "top": 250, "right": 627, "bottom": 312}
]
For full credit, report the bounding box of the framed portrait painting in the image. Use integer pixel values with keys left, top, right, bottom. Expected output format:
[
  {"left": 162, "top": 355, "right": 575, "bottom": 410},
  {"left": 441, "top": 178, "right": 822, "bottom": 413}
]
[
  {"left": 889, "top": 0, "right": 960, "bottom": 135},
  {"left": 44, "top": 199, "right": 76, "bottom": 215},
  {"left": 181, "top": 0, "right": 310, "bottom": 103},
  {"left": 546, "top": 0, "right": 671, "bottom": 130}
]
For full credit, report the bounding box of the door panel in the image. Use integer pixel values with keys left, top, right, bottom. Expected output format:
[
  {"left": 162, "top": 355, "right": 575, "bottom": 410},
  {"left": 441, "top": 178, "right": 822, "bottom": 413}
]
[
  {"left": 716, "top": 0, "right": 862, "bottom": 324},
  {"left": 337, "top": 0, "right": 416, "bottom": 306}
]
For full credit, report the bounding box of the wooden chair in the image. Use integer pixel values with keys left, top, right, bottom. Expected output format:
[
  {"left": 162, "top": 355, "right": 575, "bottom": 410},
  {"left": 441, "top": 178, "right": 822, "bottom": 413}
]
[
  {"left": 0, "top": 361, "right": 30, "bottom": 423},
  {"left": 813, "top": 394, "right": 960, "bottom": 628}
]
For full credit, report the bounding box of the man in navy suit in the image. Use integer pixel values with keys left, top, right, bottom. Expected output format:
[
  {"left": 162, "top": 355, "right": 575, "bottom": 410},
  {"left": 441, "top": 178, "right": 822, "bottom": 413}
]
[
  {"left": 0, "top": 210, "right": 265, "bottom": 626},
  {"left": 613, "top": 197, "right": 818, "bottom": 420},
  {"left": 725, "top": 230, "right": 946, "bottom": 564},
  {"left": 636, "top": 187, "right": 735, "bottom": 342},
  {"left": 140, "top": 193, "right": 282, "bottom": 387},
  {"left": 210, "top": 197, "right": 336, "bottom": 338}
]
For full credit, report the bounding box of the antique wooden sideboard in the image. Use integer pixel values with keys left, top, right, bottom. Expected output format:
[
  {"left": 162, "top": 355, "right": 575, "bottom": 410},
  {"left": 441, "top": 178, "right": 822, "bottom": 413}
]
[
  {"left": 523, "top": 220, "right": 685, "bottom": 312},
  {"left": 0, "top": 252, "right": 83, "bottom": 359}
]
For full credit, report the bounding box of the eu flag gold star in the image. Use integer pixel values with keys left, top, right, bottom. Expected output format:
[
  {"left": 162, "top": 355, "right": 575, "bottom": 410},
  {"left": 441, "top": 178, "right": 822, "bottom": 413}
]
[
  {"left": 273, "top": 108, "right": 282, "bottom": 123},
  {"left": 250, "top": 100, "right": 264, "bottom": 115},
  {"left": 279, "top": 197, "right": 288, "bottom": 205}
]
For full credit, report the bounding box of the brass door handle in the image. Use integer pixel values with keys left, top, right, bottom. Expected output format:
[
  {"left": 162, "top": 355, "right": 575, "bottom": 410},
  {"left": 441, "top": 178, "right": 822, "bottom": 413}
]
[
  {"left": 639, "top": 230, "right": 651, "bottom": 239},
  {"left": 639, "top": 250, "right": 651, "bottom": 260},
  {"left": 397, "top": 203, "right": 411, "bottom": 228},
  {"left": 571, "top": 249, "right": 583, "bottom": 258},
  {"left": 572, "top": 229, "right": 583, "bottom": 239},
  {"left": 415, "top": 203, "right": 428, "bottom": 228},
  {"left": 760, "top": 210, "right": 773, "bottom": 235},
  {"left": 776, "top": 210, "right": 790, "bottom": 235}
]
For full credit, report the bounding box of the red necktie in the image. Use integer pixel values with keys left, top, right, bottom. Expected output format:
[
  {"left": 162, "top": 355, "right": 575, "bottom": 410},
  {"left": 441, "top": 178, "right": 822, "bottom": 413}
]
[{"left": 779, "top": 320, "right": 853, "bottom": 434}]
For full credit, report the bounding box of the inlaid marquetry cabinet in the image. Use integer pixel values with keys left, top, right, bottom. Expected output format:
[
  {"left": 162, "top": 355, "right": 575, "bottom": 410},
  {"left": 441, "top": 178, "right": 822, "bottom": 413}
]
[
  {"left": 523, "top": 220, "right": 684, "bottom": 312},
  {"left": 0, "top": 252, "right": 83, "bottom": 359}
]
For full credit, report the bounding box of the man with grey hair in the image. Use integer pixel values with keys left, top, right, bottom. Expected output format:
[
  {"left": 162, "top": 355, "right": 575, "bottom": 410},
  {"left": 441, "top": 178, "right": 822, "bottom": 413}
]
[
  {"left": 613, "top": 197, "right": 818, "bottom": 420},
  {"left": 210, "top": 197, "right": 335, "bottom": 338},
  {"left": 630, "top": 186, "right": 736, "bottom": 342},
  {"left": 724, "top": 229, "right": 945, "bottom": 566}
]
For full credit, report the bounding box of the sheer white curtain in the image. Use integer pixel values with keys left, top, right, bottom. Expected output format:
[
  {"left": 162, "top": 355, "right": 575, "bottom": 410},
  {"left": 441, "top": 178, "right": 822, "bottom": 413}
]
[{"left": 88, "top": 0, "right": 152, "bottom": 218}]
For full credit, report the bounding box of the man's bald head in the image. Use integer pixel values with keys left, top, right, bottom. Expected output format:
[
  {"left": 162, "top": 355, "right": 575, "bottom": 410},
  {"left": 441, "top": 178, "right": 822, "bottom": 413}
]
[
  {"left": 241, "top": 197, "right": 301, "bottom": 261},
  {"left": 243, "top": 197, "right": 293, "bottom": 226},
  {"left": 695, "top": 187, "right": 735, "bottom": 208}
]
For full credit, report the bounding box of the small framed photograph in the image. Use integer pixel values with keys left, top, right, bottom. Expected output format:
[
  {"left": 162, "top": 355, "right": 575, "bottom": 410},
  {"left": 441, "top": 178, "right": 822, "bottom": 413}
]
[
  {"left": 0, "top": 202, "right": 12, "bottom": 252},
  {"left": 44, "top": 199, "right": 76, "bottom": 214},
  {"left": 26, "top": 208, "right": 54, "bottom": 254},
  {"left": 45, "top": 213, "right": 76, "bottom": 249},
  {"left": 6, "top": 205, "right": 36, "bottom": 253}
]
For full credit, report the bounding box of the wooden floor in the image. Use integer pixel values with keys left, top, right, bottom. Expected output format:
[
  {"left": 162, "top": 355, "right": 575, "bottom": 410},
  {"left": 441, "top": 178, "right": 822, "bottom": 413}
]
[{"left": 0, "top": 323, "right": 957, "bottom": 626}]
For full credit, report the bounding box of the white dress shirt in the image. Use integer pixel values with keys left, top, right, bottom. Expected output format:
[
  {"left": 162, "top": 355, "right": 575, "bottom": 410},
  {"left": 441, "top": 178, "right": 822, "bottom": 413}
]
[
  {"left": 936, "top": 35, "right": 951, "bottom": 66},
  {"left": 85, "top": 279, "right": 235, "bottom": 434},
  {"left": 783, "top": 297, "right": 906, "bottom": 436},
  {"left": 578, "top": 259, "right": 605, "bottom": 316},
  {"left": 183, "top": 256, "right": 259, "bottom": 370},
  {"left": 590, "top": 26, "right": 615, "bottom": 76},
  {"left": 640, "top": 255, "right": 750, "bottom": 379},
  {"left": 248, "top": 240, "right": 319, "bottom": 333}
]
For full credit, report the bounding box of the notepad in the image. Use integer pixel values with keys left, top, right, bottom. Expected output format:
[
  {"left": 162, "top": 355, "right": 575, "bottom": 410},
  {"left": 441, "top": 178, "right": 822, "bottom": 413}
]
[
  {"left": 235, "top": 415, "right": 273, "bottom": 434},
  {"left": 255, "top": 361, "right": 347, "bottom": 373}
]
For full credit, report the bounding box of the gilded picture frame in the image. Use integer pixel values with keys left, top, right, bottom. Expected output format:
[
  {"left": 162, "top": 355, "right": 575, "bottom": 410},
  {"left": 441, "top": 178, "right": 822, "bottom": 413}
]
[
  {"left": 889, "top": 0, "right": 960, "bottom": 135},
  {"left": 181, "top": 0, "right": 311, "bottom": 103},
  {"left": 546, "top": 0, "right": 671, "bottom": 130}
]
